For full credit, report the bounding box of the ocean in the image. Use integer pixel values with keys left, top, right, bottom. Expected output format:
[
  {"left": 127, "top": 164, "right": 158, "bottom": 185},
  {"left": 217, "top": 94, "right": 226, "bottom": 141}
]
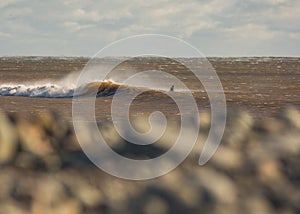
[{"left": 0, "top": 56, "right": 299, "bottom": 122}]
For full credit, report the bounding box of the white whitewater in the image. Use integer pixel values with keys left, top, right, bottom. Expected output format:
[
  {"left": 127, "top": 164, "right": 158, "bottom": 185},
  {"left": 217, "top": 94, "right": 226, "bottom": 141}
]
[
  {"left": 0, "top": 72, "right": 81, "bottom": 98},
  {"left": 0, "top": 83, "right": 75, "bottom": 98}
]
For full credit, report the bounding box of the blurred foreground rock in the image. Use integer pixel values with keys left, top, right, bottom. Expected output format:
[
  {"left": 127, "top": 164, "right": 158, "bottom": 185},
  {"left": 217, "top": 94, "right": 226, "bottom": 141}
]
[{"left": 0, "top": 108, "right": 300, "bottom": 213}]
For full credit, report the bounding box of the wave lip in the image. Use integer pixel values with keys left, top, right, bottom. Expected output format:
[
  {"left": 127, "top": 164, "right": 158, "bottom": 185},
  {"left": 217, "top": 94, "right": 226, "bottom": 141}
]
[{"left": 78, "top": 81, "right": 122, "bottom": 97}]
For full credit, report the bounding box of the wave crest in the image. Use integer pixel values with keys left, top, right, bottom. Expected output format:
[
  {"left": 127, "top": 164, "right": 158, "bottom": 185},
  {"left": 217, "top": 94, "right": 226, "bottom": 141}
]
[{"left": 0, "top": 80, "right": 123, "bottom": 98}]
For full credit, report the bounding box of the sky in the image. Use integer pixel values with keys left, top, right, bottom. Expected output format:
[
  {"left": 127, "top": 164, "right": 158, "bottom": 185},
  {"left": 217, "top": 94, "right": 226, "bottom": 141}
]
[{"left": 0, "top": 0, "right": 299, "bottom": 57}]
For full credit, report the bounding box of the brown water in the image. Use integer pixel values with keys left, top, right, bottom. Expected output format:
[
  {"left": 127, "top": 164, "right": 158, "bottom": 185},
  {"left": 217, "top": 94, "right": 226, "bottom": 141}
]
[{"left": 0, "top": 57, "right": 300, "bottom": 122}]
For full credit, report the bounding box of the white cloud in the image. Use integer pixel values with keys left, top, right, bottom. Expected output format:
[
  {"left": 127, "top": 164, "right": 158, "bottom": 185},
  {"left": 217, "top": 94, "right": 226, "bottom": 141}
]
[
  {"left": 181, "top": 20, "right": 219, "bottom": 37},
  {"left": 63, "top": 21, "right": 95, "bottom": 31},
  {"left": 72, "top": 8, "right": 132, "bottom": 22},
  {"left": 289, "top": 32, "right": 300, "bottom": 39},
  {"left": 73, "top": 9, "right": 100, "bottom": 22},
  {"left": 0, "top": 32, "right": 11, "bottom": 38},
  {"left": 0, "top": 19, "right": 36, "bottom": 35},
  {"left": 2, "top": 7, "right": 32, "bottom": 18},
  {"left": 248, "top": 0, "right": 289, "bottom": 5},
  {"left": 111, "top": 0, "right": 238, "bottom": 38},
  {"left": 263, "top": 0, "right": 300, "bottom": 25},
  {"left": 0, "top": 0, "right": 24, "bottom": 9},
  {"left": 223, "top": 23, "right": 279, "bottom": 40},
  {"left": 0, "top": 0, "right": 300, "bottom": 56}
]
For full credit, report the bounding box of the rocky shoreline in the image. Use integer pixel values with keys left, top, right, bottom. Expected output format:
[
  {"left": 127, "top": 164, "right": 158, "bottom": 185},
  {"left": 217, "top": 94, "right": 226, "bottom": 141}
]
[{"left": 1, "top": 108, "right": 300, "bottom": 213}]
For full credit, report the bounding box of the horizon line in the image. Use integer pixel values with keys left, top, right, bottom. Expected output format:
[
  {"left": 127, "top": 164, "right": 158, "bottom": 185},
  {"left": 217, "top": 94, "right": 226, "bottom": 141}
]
[{"left": 1, "top": 55, "right": 300, "bottom": 58}]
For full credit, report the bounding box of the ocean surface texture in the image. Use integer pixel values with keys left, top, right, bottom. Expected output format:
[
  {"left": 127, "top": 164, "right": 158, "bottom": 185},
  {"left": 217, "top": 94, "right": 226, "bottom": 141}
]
[{"left": 0, "top": 57, "right": 299, "bottom": 121}]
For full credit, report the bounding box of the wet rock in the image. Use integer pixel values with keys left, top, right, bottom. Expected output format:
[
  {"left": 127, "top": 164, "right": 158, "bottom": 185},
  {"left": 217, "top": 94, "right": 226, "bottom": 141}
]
[
  {"left": 257, "top": 158, "right": 283, "bottom": 182},
  {"left": 0, "top": 110, "right": 18, "bottom": 164},
  {"left": 199, "top": 111, "right": 211, "bottom": 130},
  {"left": 143, "top": 196, "right": 169, "bottom": 214},
  {"left": 100, "top": 121, "right": 122, "bottom": 149},
  {"left": 14, "top": 152, "right": 42, "bottom": 169},
  {"left": 52, "top": 199, "right": 82, "bottom": 214},
  {"left": 283, "top": 107, "right": 300, "bottom": 129},
  {"left": 17, "top": 120, "right": 54, "bottom": 157},
  {"left": 243, "top": 195, "right": 273, "bottom": 214},
  {"left": 223, "top": 110, "right": 254, "bottom": 147},
  {"left": 211, "top": 146, "right": 244, "bottom": 171},
  {"left": 257, "top": 117, "right": 286, "bottom": 133},
  {"left": 195, "top": 168, "right": 237, "bottom": 205},
  {"left": 31, "top": 176, "right": 78, "bottom": 214},
  {"left": 67, "top": 177, "right": 103, "bottom": 208},
  {"left": 0, "top": 200, "right": 29, "bottom": 214},
  {"left": 0, "top": 169, "right": 16, "bottom": 200}
]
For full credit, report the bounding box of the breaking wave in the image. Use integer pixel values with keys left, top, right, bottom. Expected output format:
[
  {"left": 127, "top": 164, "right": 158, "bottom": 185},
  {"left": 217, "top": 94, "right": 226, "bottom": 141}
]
[{"left": 0, "top": 80, "right": 123, "bottom": 98}]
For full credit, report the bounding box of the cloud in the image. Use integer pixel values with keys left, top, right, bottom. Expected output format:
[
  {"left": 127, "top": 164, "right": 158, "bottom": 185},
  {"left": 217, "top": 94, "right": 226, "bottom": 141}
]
[
  {"left": 0, "top": 0, "right": 299, "bottom": 56},
  {"left": 0, "top": 32, "right": 11, "bottom": 38},
  {"left": 105, "top": 0, "right": 238, "bottom": 38},
  {"left": 0, "top": 0, "right": 24, "bottom": 9},
  {"left": 63, "top": 21, "right": 95, "bottom": 31},
  {"left": 72, "top": 8, "right": 132, "bottom": 22},
  {"left": 2, "top": 7, "right": 32, "bottom": 18},
  {"left": 248, "top": 0, "right": 288, "bottom": 5},
  {"left": 72, "top": 9, "right": 101, "bottom": 22},
  {"left": 223, "top": 23, "right": 280, "bottom": 40},
  {"left": 289, "top": 32, "right": 300, "bottom": 39},
  {"left": 0, "top": 19, "right": 36, "bottom": 34}
]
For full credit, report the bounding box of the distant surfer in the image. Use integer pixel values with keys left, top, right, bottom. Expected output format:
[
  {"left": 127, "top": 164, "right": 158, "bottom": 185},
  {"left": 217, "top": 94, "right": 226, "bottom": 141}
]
[{"left": 170, "top": 85, "right": 174, "bottom": 92}]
